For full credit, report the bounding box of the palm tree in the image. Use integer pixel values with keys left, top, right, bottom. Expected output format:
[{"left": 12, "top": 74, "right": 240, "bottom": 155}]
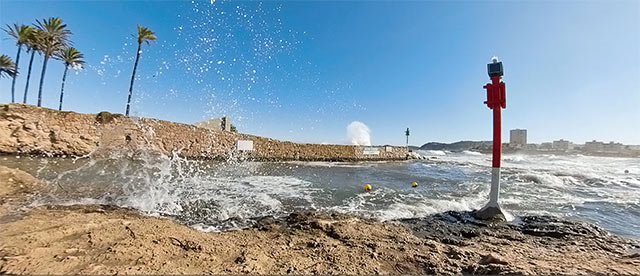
[
  {"left": 0, "top": 55, "right": 17, "bottom": 79},
  {"left": 54, "top": 47, "right": 84, "bottom": 111},
  {"left": 23, "top": 29, "right": 42, "bottom": 104},
  {"left": 34, "top": 17, "right": 71, "bottom": 107},
  {"left": 3, "top": 24, "right": 34, "bottom": 103},
  {"left": 126, "top": 25, "right": 156, "bottom": 116}
]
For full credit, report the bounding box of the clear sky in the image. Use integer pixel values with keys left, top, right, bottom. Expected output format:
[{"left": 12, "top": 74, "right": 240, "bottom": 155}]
[{"left": 1, "top": 0, "right": 639, "bottom": 145}]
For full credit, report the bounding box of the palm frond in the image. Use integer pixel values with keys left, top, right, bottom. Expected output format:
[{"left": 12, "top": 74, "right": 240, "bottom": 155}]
[
  {"left": 3, "top": 24, "right": 34, "bottom": 45},
  {"left": 55, "top": 47, "right": 85, "bottom": 69},
  {"left": 136, "top": 25, "right": 156, "bottom": 45},
  {"left": 33, "top": 17, "right": 72, "bottom": 56},
  {"left": 0, "top": 54, "right": 17, "bottom": 78},
  {"left": 34, "top": 17, "right": 71, "bottom": 43},
  {"left": 25, "top": 28, "right": 43, "bottom": 52}
]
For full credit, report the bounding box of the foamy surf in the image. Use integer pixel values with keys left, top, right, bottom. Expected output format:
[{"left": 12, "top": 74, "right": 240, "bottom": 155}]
[{"left": 1, "top": 152, "right": 638, "bottom": 238}]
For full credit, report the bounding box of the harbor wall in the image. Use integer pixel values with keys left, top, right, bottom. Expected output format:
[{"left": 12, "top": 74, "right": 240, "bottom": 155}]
[{"left": 0, "top": 104, "right": 408, "bottom": 161}]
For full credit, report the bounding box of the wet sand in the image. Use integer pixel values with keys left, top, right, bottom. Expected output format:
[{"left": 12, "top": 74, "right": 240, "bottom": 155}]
[{"left": 1, "top": 165, "right": 639, "bottom": 275}]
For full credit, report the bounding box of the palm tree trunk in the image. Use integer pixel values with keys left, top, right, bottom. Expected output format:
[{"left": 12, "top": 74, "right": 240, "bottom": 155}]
[
  {"left": 37, "top": 55, "right": 49, "bottom": 107},
  {"left": 11, "top": 45, "right": 22, "bottom": 103},
  {"left": 23, "top": 49, "right": 35, "bottom": 104},
  {"left": 58, "top": 66, "right": 68, "bottom": 111},
  {"left": 126, "top": 43, "right": 142, "bottom": 116}
]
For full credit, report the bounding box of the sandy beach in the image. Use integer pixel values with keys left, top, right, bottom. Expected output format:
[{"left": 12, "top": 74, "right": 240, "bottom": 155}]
[{"left": 1, "top": 165, "right": 639, "bottom": 275}]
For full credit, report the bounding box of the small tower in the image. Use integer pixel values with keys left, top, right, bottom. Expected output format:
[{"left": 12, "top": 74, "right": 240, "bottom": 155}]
[{"left": 405, "top": 127, "right": 410, "bottom": 146}]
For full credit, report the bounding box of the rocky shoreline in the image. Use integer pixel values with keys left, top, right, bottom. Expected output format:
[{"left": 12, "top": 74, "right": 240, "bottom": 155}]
[
  {"left": 0, "top": 104, "right": 408, "bottom": 161},
  {"left": 1, "top": 165, "right": 639, "bottom": 275}
]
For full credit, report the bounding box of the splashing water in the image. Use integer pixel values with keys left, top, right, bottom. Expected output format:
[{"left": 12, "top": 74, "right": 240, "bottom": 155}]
[
  {"left": 2, "top": 151, "right": 638, "bottom": 238},
  {"left": 2, "top": 2, "right": 638, "bottom": 239},
  {"left": 347, "top": 121, "right": 371, "bottom": 146},
  {"left": 76, "top": 1, "right": 364, "bottom": 132}
]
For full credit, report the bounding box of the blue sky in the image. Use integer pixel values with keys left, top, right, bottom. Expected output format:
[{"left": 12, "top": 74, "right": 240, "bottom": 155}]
[{"left": 1, "top": 0, "right": 639, "bottom": 145}]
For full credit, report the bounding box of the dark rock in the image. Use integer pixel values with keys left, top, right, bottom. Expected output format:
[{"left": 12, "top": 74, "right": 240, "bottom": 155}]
[
  {"left": 306, "top": 240, "right": 320, "bottom": 248},
  {"left": 95, "top": 111, "right": 123, "bottom": 124},
  {"left": 474, "top": 206, "right": 507, "bottom": 221},
  {"left": 234, "top": 253, "right": 246, "bottom": 264}
]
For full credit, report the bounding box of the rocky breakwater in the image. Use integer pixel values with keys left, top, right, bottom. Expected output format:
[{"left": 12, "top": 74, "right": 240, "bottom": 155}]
[{"left": 0, "top": 104, "right": 408, "bottom": 161}]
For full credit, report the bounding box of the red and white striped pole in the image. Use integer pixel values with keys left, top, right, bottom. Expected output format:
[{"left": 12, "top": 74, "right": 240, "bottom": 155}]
[{"left": 476, "top": 57, "right": 508, "bottom": 220}]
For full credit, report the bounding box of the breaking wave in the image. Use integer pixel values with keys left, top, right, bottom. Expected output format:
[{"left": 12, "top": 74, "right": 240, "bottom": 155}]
[{"left": 2, "top": 152, "right": 638, "bottom": 238}]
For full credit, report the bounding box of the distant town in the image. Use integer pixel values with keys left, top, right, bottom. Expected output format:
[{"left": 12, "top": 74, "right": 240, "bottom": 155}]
[
  {"left": 505, "top": 129, "right": 640, "bottom": 157},
  {"left": 417, "top": 129, "right": 640, "bottom": 158}
]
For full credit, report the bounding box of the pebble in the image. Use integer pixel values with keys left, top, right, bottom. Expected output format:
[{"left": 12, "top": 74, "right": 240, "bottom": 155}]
[
  {"left": 64, "top": 248, "right": 79, "bottom": 254},
  {"left": 480, "top": 253, "right": 509, "bottom": 265}
]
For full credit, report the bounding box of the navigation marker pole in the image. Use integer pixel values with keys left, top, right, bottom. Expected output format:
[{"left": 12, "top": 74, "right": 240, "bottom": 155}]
[
  {"left": 475, "top": 57, "right": 509, "bottom": 220},
  {"left": 405, "top": 128, "right": 410, "bottom": 146}
]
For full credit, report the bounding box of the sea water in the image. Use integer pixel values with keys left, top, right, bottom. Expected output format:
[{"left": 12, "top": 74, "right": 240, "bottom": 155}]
[{"left": 1, "top": 151, "right": 638, "bottom": 239}]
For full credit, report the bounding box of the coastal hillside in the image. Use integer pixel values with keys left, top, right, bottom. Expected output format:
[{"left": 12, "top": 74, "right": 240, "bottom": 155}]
[{"left": 419, "top": 141, "right": 493, "bottom": 152}]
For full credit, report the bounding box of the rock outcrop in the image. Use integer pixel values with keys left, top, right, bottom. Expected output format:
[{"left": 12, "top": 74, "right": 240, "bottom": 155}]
[
  {"left": 1, "top": 206, "right": 638, "bottom": 275},
  {"left": 1, "top": 164, "right": 639, "bottom": 275},
  {"left": 0, "top": 104, "right": 407, "bottom": 161},
  {"left": 0, "top": 165, "right": 42, "bottom": 205}
]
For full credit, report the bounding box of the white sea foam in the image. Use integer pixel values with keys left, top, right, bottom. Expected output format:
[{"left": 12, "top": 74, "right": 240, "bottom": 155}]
[
  {"left": 10, "top": 149, "right": 638, "bottom": 238},
  {"left": 504, "top": 155, "right": 526, "bottom": 162},
  {"left": 375, "top": 197, "right": 487, "bottom": 221},
  {"left": 347, "top": 121, "right": 371, "bottom": 146},
  {"left": 420, "top": 150, "right": 446, "bottom": 156},
  {"left": 287, "top": 161, "right": 370, "bottom": 168}
]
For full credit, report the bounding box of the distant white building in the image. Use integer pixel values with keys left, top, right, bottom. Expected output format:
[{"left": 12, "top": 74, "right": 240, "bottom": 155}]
[
  {"left": 552, "top": 139, "right": 571, "bottom": 151},
  {"left": 584, "top": 140, "right": 624, "bottom": 153},
  {"left": 510, "top": 129, "right": 527, "bottom": 147},
  {"left": 603, "top": 141, "right": 623, "bottom": 152},
  {"left": 539, "top": 142, "right": 553, "bottom": 151},
  {"left": 584, "top": 140, "right": 604, "bottom": 152},
  {"left": 194, "top": 116, "right": 231, "bottom": 131}
]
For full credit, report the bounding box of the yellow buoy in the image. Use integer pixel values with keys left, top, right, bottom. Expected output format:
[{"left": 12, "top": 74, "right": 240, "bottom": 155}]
[
  {"left": 411, "top": 181, "right": 418, "bottom": 187},
  {"left": 364, "top": 184, "right": 372, "bottom": 192}
]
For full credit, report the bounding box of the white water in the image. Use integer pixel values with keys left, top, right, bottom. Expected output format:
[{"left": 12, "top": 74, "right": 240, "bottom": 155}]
[
  {"left": 347, "top": 121, "right": 371, "bottom": 146},
  {"left": 2, "top": 152, "right": 638, "bottom": 238}
]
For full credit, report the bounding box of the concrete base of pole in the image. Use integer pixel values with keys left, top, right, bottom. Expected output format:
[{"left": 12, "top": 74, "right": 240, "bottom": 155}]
[
  {"left": 474, "top": 204, "right": 508, "bottom": 221},
  {"left": 474, "top": 167, "right": 510, "bottom": 221}
]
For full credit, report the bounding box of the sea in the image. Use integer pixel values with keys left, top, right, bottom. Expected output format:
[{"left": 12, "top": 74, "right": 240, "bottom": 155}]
[{"left": 1, "top": 150, "right": 638, "bottom": 239}]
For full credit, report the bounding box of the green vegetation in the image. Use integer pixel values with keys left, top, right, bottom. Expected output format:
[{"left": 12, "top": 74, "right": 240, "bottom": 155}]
[
  {"left": 22, "top": 28, "right": 41, "bottom": 103},
  {"left": 3, "top": 24, "right": 34, "bottom": 103},
  {"left": 34, "top": 18, "right": 72, "bottom": 107},
  {"left": 54, "top": 47, "right": 84, "bottom": 111},
  {"left": 3, "top": 18, "right": 81, "bottom": 108},
  {"left": 0, "top": 55, "right": 17, "bottom": 78},
  {"left": 126, "top": 25, "right": 156, "bottom": 117},
  {"left": 3, "top": 18, "right": 156, "bottom": 116}
]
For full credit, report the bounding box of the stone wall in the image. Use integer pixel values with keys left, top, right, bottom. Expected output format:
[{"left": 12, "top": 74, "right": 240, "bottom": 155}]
[{"left": 0, "top": 104, "right": 408, "bottom": 161}]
